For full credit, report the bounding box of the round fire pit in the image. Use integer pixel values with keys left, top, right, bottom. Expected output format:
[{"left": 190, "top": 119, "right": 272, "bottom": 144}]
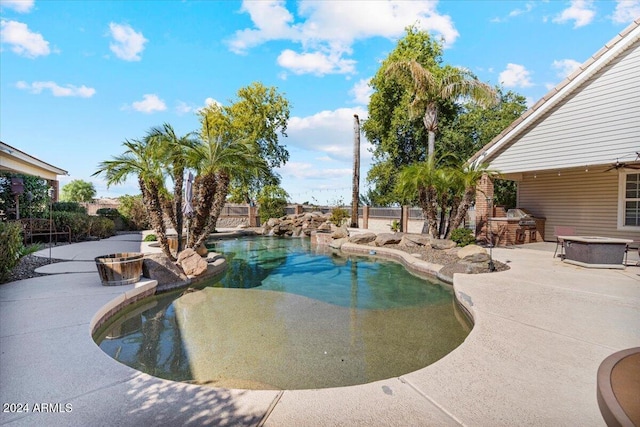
[{"left": 95, "top": 252, "right": 144, "bottom": 286}]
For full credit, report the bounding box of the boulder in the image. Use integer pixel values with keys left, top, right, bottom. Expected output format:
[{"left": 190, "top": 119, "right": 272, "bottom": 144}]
[
  {"left": 331, "top": 224, "right": 349, "bottom": 239},
  {"left": 430, "top": 239, "right": 457, "bottom": 250},
  {"left": 177, "top": 248, "right": 208, "bottom": 277},
  {"left": 400, "top": 233, "right": 431, "bottom": 247},
  {"left": 348, "top": 232, "right": 377, "bottom": 244},
  {"left": 462, "top": 252, "right": 490, "bottom": 263},
  {"left": 375, "top": 232, "right": 403, "bottom": 246},
  {"left": 142, "top": 253, "right": 188, "bottom": 286},
  {"left": 457, "top": 244, "right": 488, "bottom": 260}
]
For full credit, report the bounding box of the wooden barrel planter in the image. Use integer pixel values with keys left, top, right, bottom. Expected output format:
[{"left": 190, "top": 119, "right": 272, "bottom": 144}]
[{"left": 95, "top": 252, "right": 144, "bottom": 286}]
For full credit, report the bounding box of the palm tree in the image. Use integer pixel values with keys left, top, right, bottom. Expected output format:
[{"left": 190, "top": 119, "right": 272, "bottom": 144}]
[
  {"left": 186, "top": 124, "right": 269, "bottom": 248},
  {"left": 396, "top": 161, "right": 442, "bottom": 237},
  {"left": 447, "top": 164, "right": 498, "bottom": 236},
  {"left": 386, "top": 60, "right": 498, "bottom": 164},
  {"left": 147, "top": 124, "right": 197, "bottom": 253},
  {"left": 93, "top": 139, "right": 173, "bottom": 259}
]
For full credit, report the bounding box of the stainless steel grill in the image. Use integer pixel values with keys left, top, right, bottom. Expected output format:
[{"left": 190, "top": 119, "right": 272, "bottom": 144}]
[{"left": 507, "top": 208, "right": 537, "bottom": 227}]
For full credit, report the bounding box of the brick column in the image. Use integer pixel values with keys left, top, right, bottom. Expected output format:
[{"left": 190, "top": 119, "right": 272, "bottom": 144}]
[
  {"left": 248, "top": 205, "right": 259, "bottom": 227},
  {"left": 362, "top": 206, "right": 369, "bottom": 229},
  {"left": 294, "top": 204, "right": 303, "bottom": 215},
  {"left": 475, "top": 173, "right": 494, "bottom": 242}
]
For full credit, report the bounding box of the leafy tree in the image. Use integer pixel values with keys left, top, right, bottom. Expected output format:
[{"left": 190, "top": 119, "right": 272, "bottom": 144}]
[
  {"left": 60, "top": 179, "right": 96, "bottom": 203},
  {"left": 200, "top": 82, "right": 290, "bottom": 203},
  {"left": 257, "top": 185, "right": 289, "bottom": 223},
  {"left": 118, "top": 194, "right": 150, "bottom": 230}
]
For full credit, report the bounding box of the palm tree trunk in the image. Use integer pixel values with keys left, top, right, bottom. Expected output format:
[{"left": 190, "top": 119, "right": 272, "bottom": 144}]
[
  {"left": 190, "top": 174, "right": 216, "bottom": 248},
  {"left": 351, "top": 114, "right": 360, "bottom": 228},
  {"left": 448, "top": 187, "right": 475, "bottom": 236},
  {"left": 423, "top": 103, "right": 438, "bottom": 163},
  {"left": 140, "top": 178, "right": 173, "bottom": 260},
  {"left": 193, "top": 172, "right": 230, "bottom": 248},
  {"left": 173, "top": 164, "right": 184, "bottom": 253}
]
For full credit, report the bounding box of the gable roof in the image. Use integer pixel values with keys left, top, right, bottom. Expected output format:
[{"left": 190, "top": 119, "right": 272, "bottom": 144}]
[
  {"left": 469, "top": 18, "right": 640, "bottom": 169},
  {"left": 0, "top": 141, "right": 68, "bottom": 179}
]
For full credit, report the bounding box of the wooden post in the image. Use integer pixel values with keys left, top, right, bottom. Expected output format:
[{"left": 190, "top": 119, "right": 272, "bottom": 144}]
[
  {"left": 350, "top": 114, "right": 360, "bottom": 228},
  {"left": 402, "top": 206, "right": 409, "bottom": 233}
]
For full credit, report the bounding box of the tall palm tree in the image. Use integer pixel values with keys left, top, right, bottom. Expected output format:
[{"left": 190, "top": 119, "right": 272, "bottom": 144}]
[
  {"left": 147, "top": 124, "right": 197, "bottom": 253},
  {"left": 396, "top": 161, "right": 442, "bottom": 237},
  {"left": 386, "top": 60, "right": 498, "bottom": 164},
  {"left": 186, "top": 125, "right": 269, "bottom": 248},
  {"left": 93, "top": 138, "right": 173, "bottom": 259}
]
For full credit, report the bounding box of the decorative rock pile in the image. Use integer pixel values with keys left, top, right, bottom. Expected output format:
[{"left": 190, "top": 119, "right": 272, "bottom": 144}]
[{"left": 261, "top": 212, "right": 333, "bottom": 237}]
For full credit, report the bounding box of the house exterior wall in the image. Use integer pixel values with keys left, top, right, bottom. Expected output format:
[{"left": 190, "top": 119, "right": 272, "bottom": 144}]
[
  {"left": 517, "top": 166, "right": 640, "bottom": 241},
  {"left": 489, "top": 38, "right": 640, "bottom": 174}
]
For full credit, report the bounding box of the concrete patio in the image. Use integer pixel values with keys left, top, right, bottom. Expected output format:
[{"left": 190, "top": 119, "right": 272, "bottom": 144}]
[{"left": 0, "top": 233, "right": 638, "bottom": 426}]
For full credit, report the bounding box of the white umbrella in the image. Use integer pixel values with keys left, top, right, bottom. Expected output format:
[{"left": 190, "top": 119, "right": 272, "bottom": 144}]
[{"left": 182, "top": 172, "right": 194, "bottom": 245}]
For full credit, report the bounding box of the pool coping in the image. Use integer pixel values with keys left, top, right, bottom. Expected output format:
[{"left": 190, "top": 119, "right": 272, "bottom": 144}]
[{"left": 1, "top": 233, "right": 639, "bottom": 425}]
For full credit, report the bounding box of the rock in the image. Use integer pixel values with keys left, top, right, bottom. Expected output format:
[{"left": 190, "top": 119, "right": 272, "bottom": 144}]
[
  {"left": 430, "top": 239, "right": 457, "bottom": 250},
  {"left": 400, "top": 233, "right": 431, "bottom": 247},
  {"left": 329, "top": 237, "right": 348, "bottom": 249},
  {"left": 331, "top": 224, "right": 349, "bottom": 239},
  {"left": 195, "top": 243, "right": 208, "bottom": 257},
  {"left": 457, "top": 244, "right": 488, "bottom": 260},
  {"left": 458, "top": 259, "right": 490, "bottom": 274},
  {"left": 375, "top": 232, "right": 403, "bottom": 246},
  {"left": 317, "top": 222, "right": 332, "bottom": 232},
  {"left": 177, "top": 248, "right": 208, "bottom": 277},
  {"left": 348, "top": 232, "right": 377, "bottom": 244},
  {"left": 142, "top": 253, "right": 188, "bottom": 286}
]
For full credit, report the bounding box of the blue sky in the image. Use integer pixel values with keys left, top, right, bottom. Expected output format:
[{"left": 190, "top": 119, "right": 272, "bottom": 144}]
[{"left": 1, "top": 0, "right": 638, "bottom": 204}]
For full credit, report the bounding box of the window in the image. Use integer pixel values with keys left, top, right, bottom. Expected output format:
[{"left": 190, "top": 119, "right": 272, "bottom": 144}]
[{"left": 620, "top": 171, "right": 640, "bottom": 229}]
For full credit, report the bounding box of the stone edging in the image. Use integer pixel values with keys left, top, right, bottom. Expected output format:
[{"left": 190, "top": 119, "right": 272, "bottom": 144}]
[{"left": 340, "top": 242, "right": 446, "bottom": 281}]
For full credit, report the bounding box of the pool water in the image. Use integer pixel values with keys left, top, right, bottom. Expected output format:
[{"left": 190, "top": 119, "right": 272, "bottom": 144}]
[{"left": 95, "top": 237, "right": 469, "bottom": 390}]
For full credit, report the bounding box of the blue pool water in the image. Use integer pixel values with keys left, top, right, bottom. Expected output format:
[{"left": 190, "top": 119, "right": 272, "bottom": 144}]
[{"left": 95, "top": 237, "right": 469, "bottom": 390}]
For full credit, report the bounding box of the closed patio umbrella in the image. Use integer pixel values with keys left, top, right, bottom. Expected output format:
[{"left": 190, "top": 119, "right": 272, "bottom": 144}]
[{"left": 182, "top": 172, "right": 194, "bottom": 246}]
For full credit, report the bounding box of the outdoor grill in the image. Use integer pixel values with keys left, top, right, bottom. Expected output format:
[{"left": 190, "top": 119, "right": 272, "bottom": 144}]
[{"left": 507, "top": 208, "right": 537, "bottom": 227}]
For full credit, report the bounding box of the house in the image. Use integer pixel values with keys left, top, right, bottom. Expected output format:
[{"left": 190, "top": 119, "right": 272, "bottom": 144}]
[
  {"left": 0, "top": 141, "right": 68, "bottom": 203},
  {"left": 469, "top": 19, "right": 640, "bottom": 243}
]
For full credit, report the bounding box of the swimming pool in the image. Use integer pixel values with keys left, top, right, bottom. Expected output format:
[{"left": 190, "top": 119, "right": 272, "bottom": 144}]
[{"left": 94, "top": 237, "right": 469, "bottom": 390}]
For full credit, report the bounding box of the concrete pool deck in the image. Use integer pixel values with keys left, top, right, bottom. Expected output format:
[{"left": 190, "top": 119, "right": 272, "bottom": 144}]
[{"left": 1, "top": 233, "right": 639, "bottom": 426}]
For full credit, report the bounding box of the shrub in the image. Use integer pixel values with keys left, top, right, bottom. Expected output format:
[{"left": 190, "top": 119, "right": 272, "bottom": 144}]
[
  {"left": 0, "top": 221, "right": 24, "bottom": 283},
  {"left": 88, "top": 216, "right": 115, "bottom": 239},
  {"left": 143, "top": 234, "right": 157, "bottom": 242},
  {"left": 450, "top": 228, "right": 476, "bottom": 247},
  {"left": 390, "top": 219, "right": 400, "bottom": 232},
  {"left": 330, "top": 206, "right": 350, "bottom": 227},
  {"left": 52, "top": 201, "right": 86, "bottom": 214},
  {"left": 257, "top": 185, "right": 289, "bottom": 223},
  {"left": 119, "top": 195, "right": 149, "bottom": 230}
]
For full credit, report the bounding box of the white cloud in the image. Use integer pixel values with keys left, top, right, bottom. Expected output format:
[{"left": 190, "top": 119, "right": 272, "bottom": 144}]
[
  {"left": 350, "top": 78, "right": 373, "bottom": 105},
  {"left": 277, "top": 49, "right": 356, "bottom": 75},
  {"left": 552, "top": 59, "right": 582, "bottom": 78},
  {"left": 287, "top": 107, "right": 370, "bottom": 162},
  {"left": 16, "top": 80, "right": 96, "bottom": 97},
  {"left": 204, "top": 97, "right": 222, "bottom": 107},
  {"left": 612, "top": 0, "right": 640, "bottom": 23},
  {"left": 129, "top": 94, "right": 166, "bottom": 113},
  {"left": 108, "top": 22, "right": 147, "bottom": 61},
  {"left": 228, "top": 1, "right": 459, "bottom": 76},
  {"left": 1, "top": 0, "right": 34, "bottom": 13},
  {"left": 553, "top": 0, "right": 596, "bottom": 28},
  {"left": 175, "top": 101, "right": 193, "bottom": 115},
  {"left": 491, "top": 2, "right": 535, "bottom": 22},
  {"left": 0, "top": 19, "right": 50, "bottom": 58},
  {"left": 499, "top": 63, "right": 533, "bottom": 88}
]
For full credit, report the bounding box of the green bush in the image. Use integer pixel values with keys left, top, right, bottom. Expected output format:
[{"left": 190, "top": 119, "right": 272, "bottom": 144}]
[
  {"left": 257, "top": 185, "right": 289, "bottom": 223},
  {"left": 450, "top": 228, "right": 476, "bottom": 247},
  {"left": 51, "top": 211, "right": 114, "bottom": 241},
  {"left": 52, "top": 201, "right": 86, "bottom": 214},
  {"left": 330, "top": 206, "right": 350, "bottom": 227},
  {"left": 118, "top": 195, "right": 149, "bottom": 230},
  {"left": 390, "top": 219, "right": 400, "bottom": 232},
  {"left": 88, "top": 216, "right": 115, "bottom": 239},
  {"left": 143, "top": 234, "right": 157, "bottom": 242},
  {"left": 0, "top": 221, "right": 24, "bottom": 283}
]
